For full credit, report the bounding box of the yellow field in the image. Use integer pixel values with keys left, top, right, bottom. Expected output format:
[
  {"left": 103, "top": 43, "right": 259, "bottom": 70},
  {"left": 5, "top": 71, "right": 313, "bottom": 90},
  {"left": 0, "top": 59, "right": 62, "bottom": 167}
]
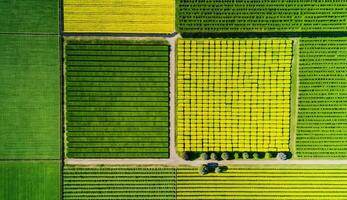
[
  {"left": 64, "top": 0, "right": 175, "bottom": 33},
  {"left": 176, "top": 39, "right": 292, "bottom": 153}
]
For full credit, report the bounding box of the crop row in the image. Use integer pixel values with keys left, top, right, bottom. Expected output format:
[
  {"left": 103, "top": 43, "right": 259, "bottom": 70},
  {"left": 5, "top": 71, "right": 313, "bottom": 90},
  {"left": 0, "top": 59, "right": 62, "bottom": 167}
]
[{"left": 65, "top": 40, "right": 170, "bottom": 158}]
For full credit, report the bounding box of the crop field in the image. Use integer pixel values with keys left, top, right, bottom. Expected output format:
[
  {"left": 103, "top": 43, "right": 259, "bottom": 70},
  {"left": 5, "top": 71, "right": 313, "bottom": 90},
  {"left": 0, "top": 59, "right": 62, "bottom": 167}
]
[
  {"left": 0, "top": 35, "right": 60, "bottom": 159},
  {"left": 177, "top": 165, "right": 347, "bottom": 199},
  {"left": 296, "top": 38, "right": 347, "bottom": 158},
  {"left": 0, "top": 161, "right": 60, "bottom": 200},
  {"left": 0, "top": 0, "right": 59, "bottom": 34},
  {"left": 176, "top": 0, "right": 347, "bottom": 33},
  {"left": 64, "top": 166, "right": 176, "bottom": 200},
  {"left": 176, "top": 39, "right": 292, "bottom": 153},
  {"left": 64, "top": 0, "right": 175, "bottom": 33},
  {"left": 65, "top": 39, "right": 170, "bottom": 158}
]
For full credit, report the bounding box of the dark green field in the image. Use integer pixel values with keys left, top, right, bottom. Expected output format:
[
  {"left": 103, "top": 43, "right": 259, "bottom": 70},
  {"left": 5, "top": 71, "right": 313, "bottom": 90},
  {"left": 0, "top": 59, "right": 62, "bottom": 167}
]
[
  {"left": 0, "top": 161, "right": 60, "bottom": 200},
  {"left": 0, "top": 0, "right": 58, "bottom": 34},
  {"left": 65, "top": 39, "right": 170, "bottom": 158},
  {"left": 0, "top": 35, "right": 60, "bottom": 159}
]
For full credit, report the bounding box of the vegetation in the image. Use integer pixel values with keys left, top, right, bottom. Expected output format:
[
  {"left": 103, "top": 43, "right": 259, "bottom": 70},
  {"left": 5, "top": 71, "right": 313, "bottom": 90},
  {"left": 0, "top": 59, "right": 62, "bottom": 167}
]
[
  {"left": 265, "top": 152, "right": 272, "bottom": 159},
  {"left": 297, "top": 38, "right": 347, "bottom": 159},
  {"left": 200, "top": 153, "right": 209, "bottom": 160},
  {"left": 176, "top": 0, "right": 347, "bottom": 33},
  {"left": 210, "top": 152, "right": 218, "bottom": 160},
  {"left": 0, "top": 35, "right": 60, "bottom": 159},
  {"left": 64, "top": 0, "right": 175, "bottom": 33},
  {"left": 253, "top": 153, "right": 260, "bottom": 160},
  {"left": 65, "top": 39, "right": 170, "bottom": 158},
  {"left": 0, "top": 161, "right": 60, "bottom": 200},
  {"left": 198, "top": 165, "right": 209, "bottom": 175},
  {"left": 276, "top": 152, "right": 287, "bottom": 160},
  {"left": 242, "top": 152, "right": 250, "bottom": 159},
  {"left": 177, "top": 166, "right": 347, "bottom": 199},
  {"left": 64, "top": 166, "right": 176, "bottom": 199},
  {"left": 221, "top": 152, "right": 230, "bottom": 160},
  {"left": 176, "top": 39, "right": 292, "bottom": 154}
]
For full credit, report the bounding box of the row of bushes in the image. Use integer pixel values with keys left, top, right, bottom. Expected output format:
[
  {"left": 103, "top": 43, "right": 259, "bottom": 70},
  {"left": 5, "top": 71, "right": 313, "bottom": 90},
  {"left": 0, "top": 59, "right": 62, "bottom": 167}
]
[{"left": 183, "top": 152, "right": 288, "bottom": 161}]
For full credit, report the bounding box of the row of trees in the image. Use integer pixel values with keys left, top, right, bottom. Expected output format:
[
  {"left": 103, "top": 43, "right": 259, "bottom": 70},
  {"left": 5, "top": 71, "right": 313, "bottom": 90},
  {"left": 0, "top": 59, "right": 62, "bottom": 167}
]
[{"left": 183, "top": 152, "right": 288, "bottom": 161}]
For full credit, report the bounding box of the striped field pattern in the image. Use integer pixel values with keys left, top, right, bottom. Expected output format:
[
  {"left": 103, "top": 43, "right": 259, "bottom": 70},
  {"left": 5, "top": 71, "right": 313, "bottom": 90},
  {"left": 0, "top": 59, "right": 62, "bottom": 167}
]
[
  {"left": 65, "top": 39, "right": 170, "bottom": 158},
  {"left": 177, "top": 166, "right": 347, "bottom": 199},
  {"left": 64, "top": 167, "right": 176, "bottom": 200},
  {"left": 296, "top": 38, "right": 347, "bottom": 158},
  {"left": 64, "top": 0, "right": 175, "bottom": 33}
]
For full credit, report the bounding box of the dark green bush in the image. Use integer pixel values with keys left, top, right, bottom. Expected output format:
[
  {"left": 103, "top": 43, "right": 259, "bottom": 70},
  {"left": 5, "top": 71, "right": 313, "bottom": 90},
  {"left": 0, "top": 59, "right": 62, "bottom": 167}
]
[{"left": 198, "top": 164, "right": 209, "bottom": 175}]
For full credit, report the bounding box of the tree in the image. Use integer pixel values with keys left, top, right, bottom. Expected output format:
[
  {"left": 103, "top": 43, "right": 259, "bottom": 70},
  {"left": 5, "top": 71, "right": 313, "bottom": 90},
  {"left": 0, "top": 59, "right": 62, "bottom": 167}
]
[
  {"left": 253, "top": 152, "right": 259, "bottom": 160},
  {"left": 264, "top": 152, "right": 272, "bottom": 159},
  {"left": 198, "top": 164, "right": 209, "bottom": 175},
  {"left": 200, "top": 152, "right": 209, "bottom": 160},
  {"left": 234, "top": 152, "right": 240, "bottom": 159},
  {"left": 221, "top": 152, "right": 230, "bottom": 160},
  {"left": 215, "top": 166, "right": 222, "bottom": 173},
  {"left": 183, "top": 151, "right": 190, "bottom": 161},
  {"left": 242, "top": 152, "right": 249, "bottom": 159},
  {"left": 210, "top": 152, "right": 218, "bottom": 160},
  {"left": 276, "top": 152, "right": 287, "bottom": 160}
]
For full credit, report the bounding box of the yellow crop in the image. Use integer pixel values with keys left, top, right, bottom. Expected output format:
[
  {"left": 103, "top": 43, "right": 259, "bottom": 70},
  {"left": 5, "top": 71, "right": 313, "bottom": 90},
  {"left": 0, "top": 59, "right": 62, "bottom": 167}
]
[
  {"left": 64, "top": 0, "right": 175, "bottom": 33},
  {"left": 176, "top": 39, "right": 292, "bottom": 153}
]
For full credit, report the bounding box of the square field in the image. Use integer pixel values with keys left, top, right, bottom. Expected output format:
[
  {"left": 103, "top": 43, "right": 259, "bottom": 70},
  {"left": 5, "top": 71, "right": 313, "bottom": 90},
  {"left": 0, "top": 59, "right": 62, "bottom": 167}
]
[{"left": 176, "top": 39, "right": 292, "bottom": 153}]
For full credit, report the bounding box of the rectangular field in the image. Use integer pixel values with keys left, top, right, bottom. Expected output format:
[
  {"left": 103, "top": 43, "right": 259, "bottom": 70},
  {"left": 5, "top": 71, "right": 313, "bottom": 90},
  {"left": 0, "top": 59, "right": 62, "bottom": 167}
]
[
  {"left": 0, "top": 35, "right": 60, "bottom": 159},
  {"left": 177, "top": 165, "right": 347, "bottom": 199},
  {"left": 0, "top": 161, "right": 60, "bottom": 200},
  {"left": 64, "top": 166, "right": 176, "bottom": 200},
  {"left": 65, "top": 39, "right": 170, "bottom": 158},
  {"left": 0, "top": 0, "right": 58, "bottom": 34},
  {"left": 64, "top": 0, "right": 175, "bottom": 33},
  {"left": 177, "top": 0, "right": 347, "bottom": 33},
  {"left": 176, "top": 39, "right": 292, "bottom": 153},
  {"left": 296, "top": 38, "right": 347, "bottom": 158}
]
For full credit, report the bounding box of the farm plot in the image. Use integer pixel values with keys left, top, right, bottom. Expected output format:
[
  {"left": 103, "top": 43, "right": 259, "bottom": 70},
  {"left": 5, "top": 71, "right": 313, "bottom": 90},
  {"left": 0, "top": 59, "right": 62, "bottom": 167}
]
[
  {"left": 65, "top": 39, "right": 170, "bottom": 158},
  {"left": 176, "top": 39, "right": 292, "bottom": 153},
  {"left": 177, "top": 0, "right": 347, "bottom": 33},
  {"left": 0, "top": 161, "right": 60, "bottom": 200},
  {"left": 0, "top": 35, "right": 60, "bottom": 159},
  {"left": 177, "top": 165, "right": 347, "bottom": 199},
  {"left": 64, "top": 166, "right": 176, "bottom": 200},
  {"left": 64, "top": 0, "right": 175, "bottom": 33},
  {"left": 296, "top": 38, "right": 347, "bottom": 158}
]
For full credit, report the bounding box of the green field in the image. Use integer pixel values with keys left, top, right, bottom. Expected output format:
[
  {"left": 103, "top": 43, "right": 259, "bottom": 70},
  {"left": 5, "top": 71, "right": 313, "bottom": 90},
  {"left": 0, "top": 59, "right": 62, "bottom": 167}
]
[
  {"left": 0, "top": 161, "right": 60, "bottom": 200},
  {"left": 64, "top": 166, "right": 176, "bottom": 200},
  {"left": 0, "top": 0, "right": 58, "bottom": 34},
  {"left": 176, "top": 0, "right": 347, "bottom": 33},
  {"left": 177, "top": 165, "right": 347, "bottom": 199},
  {"left": 0, "top": 35, "right": 60, "bottom": 159},
  {"left": 65, "top": 39, "right": 170, "bottom": 158},
  {"left": 296, "top": 38, "right": 347, "bottom": 158}
]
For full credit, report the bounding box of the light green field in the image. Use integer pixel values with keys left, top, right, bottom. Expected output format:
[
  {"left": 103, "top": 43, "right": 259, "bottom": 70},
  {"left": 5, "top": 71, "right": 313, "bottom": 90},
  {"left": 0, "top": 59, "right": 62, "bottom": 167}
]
[
  {"left": 0, "top": 161, "right": 60, "bottom": 200},
  {"left": 0, "top": 35, "right": 60, "bottom": 159},
  {"left": 0, "top": 0, "right": 59, "bottom": 34}
]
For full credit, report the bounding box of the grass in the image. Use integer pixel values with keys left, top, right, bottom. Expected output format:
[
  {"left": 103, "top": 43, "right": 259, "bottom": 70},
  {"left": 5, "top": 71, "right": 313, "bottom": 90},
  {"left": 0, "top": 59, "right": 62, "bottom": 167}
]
[
  {"left": 0, "top": 161, "right": 60, "bottom": 200},
  {"left": 65, "top": 39, "right": 170, "bottom": 158},
  {"left": 64, "top": 0, "right": 175, "bottom": 33},
  {"left": 176, "top": 0, "right": 347, "bottom": 33},
  {"left": 296, "top": 38, "right": 347, "bottom": 159},
  {"left": 0, "top": 35, "right": 60, "bottom": 159},
  {"left": 0, "top": 0, "right": 58, "bottom": 34},
  {"left": 64, "top": 166, "right": 176, "bottom": 200}
]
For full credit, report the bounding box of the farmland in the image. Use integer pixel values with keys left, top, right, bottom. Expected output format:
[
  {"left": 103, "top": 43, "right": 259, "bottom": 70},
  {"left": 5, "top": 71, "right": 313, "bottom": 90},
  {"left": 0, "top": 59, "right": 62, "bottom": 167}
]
[
  {"left": 64, "top": 166, "right": 176, "bottom": 200},
  {"left": 65, "top": 39, "right": 170, "bottom": 158},
  {"left": 176, "top": 0, "right": 347, "bottom": 33},
  {"left": 296, "top": 38, "right": 347, "bottom": 158},
  {"left": 177, "top": 165, "right": 347, "bottom": 199},
  {"left": 0, "top": 35, "right": 60, "bottom": 159},
  {"left": 64, "top": 0, "right": 175, "bottom": 33},
  {"left": 176, "top": 39, "right": 292, "bottom": 153},
  {"left": 0, "top": 161, "right": 60, "bottom": 200}
]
